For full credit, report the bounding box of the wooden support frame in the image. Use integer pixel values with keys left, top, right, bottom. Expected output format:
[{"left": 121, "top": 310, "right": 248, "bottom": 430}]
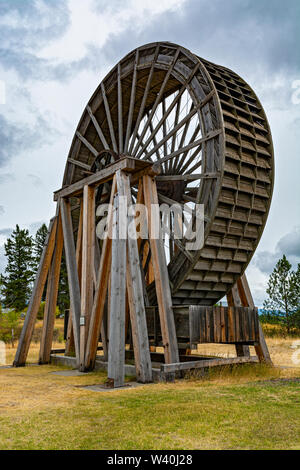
[
  {"left": 65, "top": 200, "right": 83, "bottom": 356},
  {"left": 13, "top": 217, "right": 58, "bottom": 367},
  {"left": 143, "top": 175, "right": 179, "bottom": 364},
  {"left": 84, "top": 176, "right": 117, "bottom": 371},
  {"left": 39, "top": 213, "right": 64, "bottom": 364},
  {"left": 107, "top": 195, "right": 127, "bottom": 387},
  {"left": 60, "top": 198, "right": 81, "bottom": 363},
  {"left": 79, "top": 185, "right": 95, "bottom": 369},
  {"left": 117, "top": 170, "right": 152, "bottom": 383}
]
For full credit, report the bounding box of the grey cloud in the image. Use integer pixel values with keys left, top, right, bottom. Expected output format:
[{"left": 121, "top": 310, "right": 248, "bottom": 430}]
[
  {"left": 0, "top": 0, "right": 70, "bottom": 81},
  {"left": 0, "top": 114, "right": 57, "bottom": 167},
  {"left": 0, "top": 0, "right": 70, "bottom": 50},
  {"left": 254, "top": 226, "right": 300, "bottom": 274},
  {"left": 92, "top": 0, "right": 124, "bottom": 14},
  {"left": 99, "top": 0, "right": 300, "bottom": 77},
  {"left": 0, "top": 206, "right": 4, "bottom": 215},
  {"left": 277, "top": 227, "right": 300, "bottom": 258},
  {"left": 0, "top": 228, "right": 13, "bottom": 236},
  {"left": 0, "top": 173, "right": 14, "bottom": 184},
  {"left": 27, "top": 174, "right": 42, "bottom": 188}
]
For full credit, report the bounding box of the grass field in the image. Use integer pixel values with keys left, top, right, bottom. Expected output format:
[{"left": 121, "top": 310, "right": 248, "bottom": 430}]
[{"left": 0, "top": 320, "right": 299, "bottom": 450}]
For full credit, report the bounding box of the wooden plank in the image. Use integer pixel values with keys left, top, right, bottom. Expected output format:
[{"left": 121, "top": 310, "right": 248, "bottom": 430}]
[
  {"left": 54, "top": 158, "right": 138, "bottom": 201},
  {"left": 143, "top": 175, "right": 179, "bottom": 364},
  {"left": 189, "top": 306, "right": 201, "bottom": 346},
  {"left": 84, "top": 176, "right": 117, "bottom": 371},
  {"left": 116, "top": 170, "right": 152, "bottom": 383},
  {"left": 220, "top": 306, "right": 226, "bottom": 343},
  {"left": 60, "top": 198, "right": 81, "bottom": 362},
  {"left": 227, "top": 287, "right": 250, "bottom": 357},
  {"left": 206, "top": 307, "right": 211, "bottom": 343},
  {"left": 39, "top": 213, "right": 64, "bottom": 364},
  {"left": 79, "top": 185, "right": 95, "bottom": 371},
  {"left": 162, "top": 356, "right": 259, "bottom": 373},
  {"left": 13, "top": 217, "right": 58, "bottom": 366},
  {"left": 65, "top": 200, "right": 83, "bottom": 356},
  {"left": 107, "top": 195, "right": 127, "bottom": 387}
]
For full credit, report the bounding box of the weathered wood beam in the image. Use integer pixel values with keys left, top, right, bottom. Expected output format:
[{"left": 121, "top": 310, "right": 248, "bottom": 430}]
[
  {"left": 65, "top": 200, "right": 83, "bottom": 356},
  {"left": 13, "top": 216, "right": 58, "bottom": 367},
  {"left": 79, "top": 185, "right": 95, "bottom": 371},
  {"left": 54, "top": 157, "right": 150, "bottom": 201},
  {"left": 161, "top": 355, "right": 259, "bottom": 373},
  {"left": 227, "top": 284, "right": 250, "bottom": 358},
  {"left": 60, "top": 198, "right": 81, "bottom": 362},
  {"left": 116, "top": 170, "right": 152, "bottom": 383},
  {"left": 84, "top": 176, "right": 117, "bottom": 371},
  {"left": 107, "top": 195, "right": 127, "bottom": 387},
  {"left": 143, "top": 175, "right": 179, "bottom": 364},
  {"left": 39, "top": 213, "right": 64, "bottom": 364}
]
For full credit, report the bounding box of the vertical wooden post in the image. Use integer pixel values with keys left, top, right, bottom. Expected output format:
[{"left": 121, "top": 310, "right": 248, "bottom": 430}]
[
  {"left": 39, "top": 213, "right": 64, "bottom": 364},
  {"left": 65, "top": 200, "right": 83, "bottom": 356},
  {"left": 143, "top": 175, "right": 179, "bottom": 364},
  {"left": 93, "top": 229, "right": 108, "bottom": 360},
  {"left": 107, "top": 195, "right": 127, "bottom": 387},
  {"left": 117, "top": 171, "right": 152, "bottom": 383},
  {"left": 237, "top": 274, "right": 272, "bottom": 365},
  {"left": 84, "top": 177, "right": 117, "bottom": 371},
  {"left": 60, "top": 198, "right": 81, "bottom": 363},
  {"left": 79, "top": 185, "right": 95, "bottom": 370},
  {"left": 227, "top": 284, "right": 250, "bottom": 357},
  {"left": 13, "top": 216, "right": 58, "bottom": 367}
]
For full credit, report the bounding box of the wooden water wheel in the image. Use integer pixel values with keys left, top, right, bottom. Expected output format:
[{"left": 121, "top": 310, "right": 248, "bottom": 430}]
[
  {"left": 63, "top": 41, "right": 274, "bottom": 307},
  {"left": 14, "top": 42, "right": 274, "bottom": 378}
]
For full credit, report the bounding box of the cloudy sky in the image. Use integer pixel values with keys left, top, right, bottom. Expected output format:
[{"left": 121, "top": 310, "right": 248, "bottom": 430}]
[{"left": 0, "top": 0, "right": 299, "bottom": 305}]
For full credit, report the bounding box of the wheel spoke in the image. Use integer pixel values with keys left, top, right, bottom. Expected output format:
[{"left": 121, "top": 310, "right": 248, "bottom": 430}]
[
  {"left": 128, "top": 46, "right": 160, "bottom": 155},
  {"left": 124, "top": 50, "right": 139, "bottom": 153},
  {"left": 86, "top": 107, "right": 110, "bottom": 152},
  {"left": 101, "top": 82, "right": 118, "bottom": 153},
  {"left": 132, "top": 48, "right": 180, "bottom": 157},
  {"left": 117, "top": 63, "right": 123, "bottom": 154}
]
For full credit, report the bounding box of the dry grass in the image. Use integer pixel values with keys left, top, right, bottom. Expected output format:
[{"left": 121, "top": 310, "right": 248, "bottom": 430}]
[
  {"left": 0, "top": 362, "right": 299, "bottom": 450},
  {"left": 0, "top": 323, "right": 299, "bottom": 450}
]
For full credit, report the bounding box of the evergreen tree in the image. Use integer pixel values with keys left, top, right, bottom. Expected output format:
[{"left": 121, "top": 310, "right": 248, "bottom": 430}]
[
  {"left": 263, "top": 255, "right": 300, "bottom": 333},
  {"left": 57, "top": 249, "right": 69, "bottom": 315},
  {"left": 33, "top": 223, "right": 48, "bottom": 301},
  {"left": 33, "top": 223, "right": 48, "bottom": 271},
  {"left": 0, "top": 225, "right": 34, "bottom": 311}
]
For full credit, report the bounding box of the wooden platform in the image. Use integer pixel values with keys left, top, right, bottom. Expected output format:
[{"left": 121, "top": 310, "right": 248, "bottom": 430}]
[{"left": 50, "top": 351, "right": 259, "bottom": 383}]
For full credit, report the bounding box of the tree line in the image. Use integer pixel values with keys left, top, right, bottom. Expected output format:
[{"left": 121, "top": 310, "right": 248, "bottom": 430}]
[
  {"left": 0, "top": 224, "right": 299, "bottom": 335},
  {"left": 0, "top": 224, "right": 69, "bottom": 314}
]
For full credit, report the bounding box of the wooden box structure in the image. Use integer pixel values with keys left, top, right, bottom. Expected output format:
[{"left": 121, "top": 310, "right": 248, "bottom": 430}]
[{"left": 14, "top": 42, "right": 273, "bottom": 385}]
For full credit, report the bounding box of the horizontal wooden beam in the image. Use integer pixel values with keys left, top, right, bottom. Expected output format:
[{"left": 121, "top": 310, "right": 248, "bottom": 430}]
[
  {"left": 161, "top": 355, "right": 259, "bottom": 373},
  {"left": 54, "top": 157, "right": 152, "bottom": 201}
]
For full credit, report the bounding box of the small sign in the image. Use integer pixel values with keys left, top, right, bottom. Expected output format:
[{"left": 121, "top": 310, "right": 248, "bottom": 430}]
[{"left": 80, "top": 316, "right": 85, "bottom": 326}]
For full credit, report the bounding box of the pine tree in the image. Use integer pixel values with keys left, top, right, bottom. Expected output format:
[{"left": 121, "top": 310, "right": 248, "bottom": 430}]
[
  {"left": 33, "top": 223, "right": 48, "bottom": 270},
  {"left": 0, "top": 225, "right": 34, "bottom": 311},
  {"left": 33, "top": 223, "right": 48, "bottom": 301},
  {"left": 57, "top": 249, "right": 69, "bottom": 315},
  {"left": 263, "top": 255, "right": 300, "bottom": 333}
]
